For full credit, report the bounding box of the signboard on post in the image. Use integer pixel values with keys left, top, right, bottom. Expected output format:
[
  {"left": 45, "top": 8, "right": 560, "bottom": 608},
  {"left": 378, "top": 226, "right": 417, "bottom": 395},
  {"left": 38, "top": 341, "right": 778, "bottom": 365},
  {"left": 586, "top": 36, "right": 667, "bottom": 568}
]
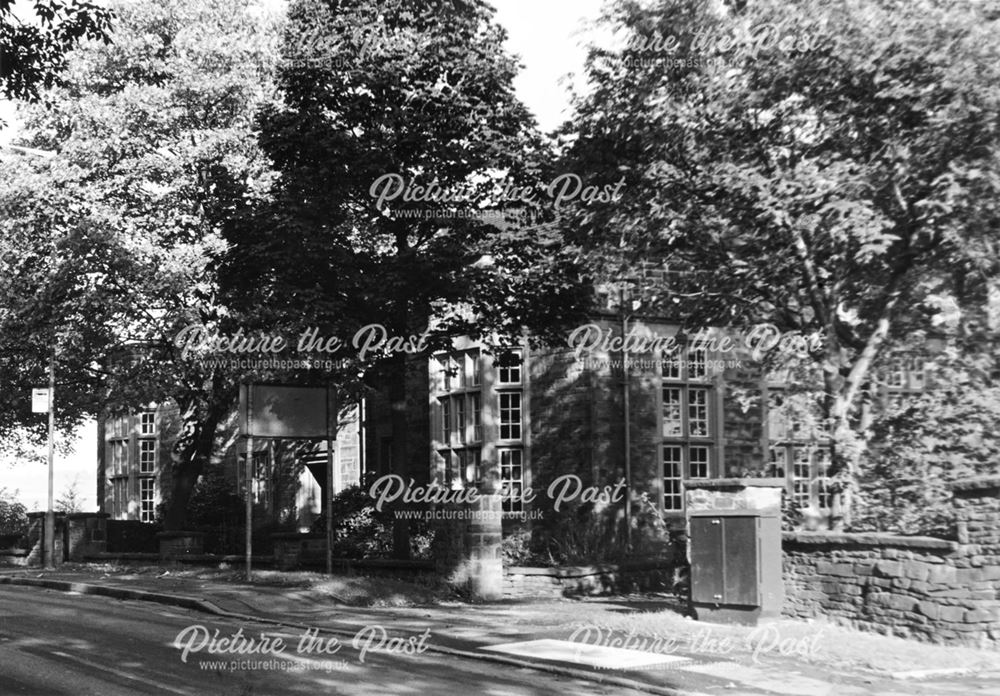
[
  {"left": 31, "top": 388, "right": 50, "bottom": 413},
  {"left": 238, "top": 384, "right": 330, "bottom": 438},
  {"left": 238, "top": 383, "right": 338, "bottom": 579}
]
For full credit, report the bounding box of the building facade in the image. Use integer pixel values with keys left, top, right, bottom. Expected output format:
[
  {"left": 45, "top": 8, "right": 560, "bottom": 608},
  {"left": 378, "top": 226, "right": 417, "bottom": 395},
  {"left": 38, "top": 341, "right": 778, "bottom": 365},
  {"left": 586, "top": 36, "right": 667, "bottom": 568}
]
[{"left": 97, "top": 401, "right": 362, "bottom": 532}]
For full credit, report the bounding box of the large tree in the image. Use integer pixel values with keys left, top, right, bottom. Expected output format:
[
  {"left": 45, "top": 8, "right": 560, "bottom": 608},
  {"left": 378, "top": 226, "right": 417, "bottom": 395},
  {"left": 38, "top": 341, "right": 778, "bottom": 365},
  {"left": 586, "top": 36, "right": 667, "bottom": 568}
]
[
  {"left": 223, "top": 0, "right": 590, "bottom": 554},
  {"left": 0, "top": 0, "right": 280, "bottom": 528},
  {"left": 561, "top": 0, "right": 1000, "bottom": 525}
]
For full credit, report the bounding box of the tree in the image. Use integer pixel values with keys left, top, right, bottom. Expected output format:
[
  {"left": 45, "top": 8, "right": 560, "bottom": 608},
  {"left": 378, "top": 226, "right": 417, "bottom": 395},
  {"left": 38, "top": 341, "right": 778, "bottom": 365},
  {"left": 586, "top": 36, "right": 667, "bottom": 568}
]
[
  {"left": 0, "top": 0, "right": 281, "bottom": 529},
  {"left": 1, "top": 0, "right": 114, "bottom": 102},
  {"left": 561, "top": 0, "right": 1000, "bottom": 526},
  {"left": 224, "top": 0, "right": 590, "bottom": 554},
  {"left": 854, "top": 321, "right": 1000, "bottom": 534},
  {"left": 0, "top": 487, "right": 28, "bottom": 536},
  {"left": 55, "top": 476, "right": 84, "bottom": 513}
]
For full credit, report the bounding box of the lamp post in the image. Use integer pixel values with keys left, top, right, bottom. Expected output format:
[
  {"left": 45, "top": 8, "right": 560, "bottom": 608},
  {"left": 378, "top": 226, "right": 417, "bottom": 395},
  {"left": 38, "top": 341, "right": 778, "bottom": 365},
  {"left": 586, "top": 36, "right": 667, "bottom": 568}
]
[
  {"left": 3, "top": 144, "right": 59, "bottom": 567},
  {"left": 44, "top": 350, "right": 56, "bottom": 568},
  {"left": 617, "top": 277, "right": 639, "bottom": 552}
]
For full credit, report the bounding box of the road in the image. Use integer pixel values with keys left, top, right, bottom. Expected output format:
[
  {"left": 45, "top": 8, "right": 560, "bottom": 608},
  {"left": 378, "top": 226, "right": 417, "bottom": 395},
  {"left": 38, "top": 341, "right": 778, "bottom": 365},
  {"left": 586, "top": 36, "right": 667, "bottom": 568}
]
[{"left": 0, "top": 585, "right": 651, "bottom": 696}]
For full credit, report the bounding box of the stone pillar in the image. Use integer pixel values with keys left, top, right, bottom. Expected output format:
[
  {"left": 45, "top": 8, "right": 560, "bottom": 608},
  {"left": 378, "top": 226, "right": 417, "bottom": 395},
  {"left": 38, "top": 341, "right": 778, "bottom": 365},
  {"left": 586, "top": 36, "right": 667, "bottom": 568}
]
[
  {"left": 467, "top": 493, "right": 503, "bottom": 599},
  {"left": 951, "top": 475, "right": 1000, "bottom": 558},
  {"left": 66, "top": 513, "right": 109, "bottom": 561},
  {"left": 25, "top": 512, "right": 67, "bottom": 567},
  {"left": 434, "top": 492, "right": 504, "bottom": 600}
]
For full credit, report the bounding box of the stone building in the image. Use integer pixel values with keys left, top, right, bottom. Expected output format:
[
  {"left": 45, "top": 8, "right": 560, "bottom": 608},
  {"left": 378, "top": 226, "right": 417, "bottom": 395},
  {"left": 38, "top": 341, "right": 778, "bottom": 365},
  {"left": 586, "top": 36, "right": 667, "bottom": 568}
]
[{"left": 96, "top": 401, "right": 362, "bottom": 532}]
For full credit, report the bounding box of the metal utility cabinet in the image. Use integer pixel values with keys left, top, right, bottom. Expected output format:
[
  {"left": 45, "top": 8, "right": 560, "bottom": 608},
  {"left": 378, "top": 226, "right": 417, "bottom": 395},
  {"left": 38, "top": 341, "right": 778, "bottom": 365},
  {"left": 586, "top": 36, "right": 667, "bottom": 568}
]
[{"left": 685, "top": 478, "right": 785, "bottom": 625}]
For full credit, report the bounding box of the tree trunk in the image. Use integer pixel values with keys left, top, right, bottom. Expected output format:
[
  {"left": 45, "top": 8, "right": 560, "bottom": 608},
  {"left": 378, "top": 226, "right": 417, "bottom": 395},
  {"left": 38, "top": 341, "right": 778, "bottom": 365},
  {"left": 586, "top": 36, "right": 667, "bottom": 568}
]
[
  {"left": 388, "top": 351, "right": 411, "bottom": 559},
  {"left": 163, "top": 390, "right": 230, "bottom": 531}
]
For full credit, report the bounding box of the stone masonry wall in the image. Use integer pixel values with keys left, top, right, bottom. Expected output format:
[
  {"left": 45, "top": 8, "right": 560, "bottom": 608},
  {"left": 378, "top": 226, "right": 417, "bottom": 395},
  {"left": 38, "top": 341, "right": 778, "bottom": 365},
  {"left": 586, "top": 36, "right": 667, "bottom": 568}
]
[{"left": 783, "top": 476, "right": 1000, "bottom": 648}]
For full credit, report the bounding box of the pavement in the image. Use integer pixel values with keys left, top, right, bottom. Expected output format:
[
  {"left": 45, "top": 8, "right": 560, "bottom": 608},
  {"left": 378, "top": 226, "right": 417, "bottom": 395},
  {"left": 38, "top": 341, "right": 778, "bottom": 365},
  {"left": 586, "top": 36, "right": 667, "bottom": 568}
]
[{"left": 1, "top": 566, "right": 999, "bottom": 696}]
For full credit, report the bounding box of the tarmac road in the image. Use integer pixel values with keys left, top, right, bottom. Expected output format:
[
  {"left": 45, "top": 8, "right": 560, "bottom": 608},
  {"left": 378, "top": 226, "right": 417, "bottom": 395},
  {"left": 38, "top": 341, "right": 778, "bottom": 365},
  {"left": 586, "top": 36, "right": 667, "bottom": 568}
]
[{"left": 0, "top": 585, "right": 656, "bottom": 696}]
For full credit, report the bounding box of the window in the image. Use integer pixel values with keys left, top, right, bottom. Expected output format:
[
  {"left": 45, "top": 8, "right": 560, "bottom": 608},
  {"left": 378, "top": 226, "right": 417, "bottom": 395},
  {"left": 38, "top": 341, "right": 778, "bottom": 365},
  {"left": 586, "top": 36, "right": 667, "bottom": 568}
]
[
  {"left": 470, "top": 353, "right": 481, "bottom": 387},
  {"left": 112, "top": 440, "right": 127, "bottom": 476},
  {"left": 139, "top": 478, "right": 155, "bottom": 523},
  {"left": 768, "top": 447, "right": 786, "bottom": 477},
  {"left": 139, "top": 439, "right": 155, "bottom": 474},
  {"left": 441, "top": 398, "right": 451, "bottom": 444},
  {"left": 881, "top": 357, "right": 926, "bottom": 393},
  {"left": 660, "top": 345, "right": 718, "bottom": 513},
  {"left": 662, "top": 347, "right": 682, "bottom": 380},
  {"left": 661, "top": 386, "right": 710, "bottom": 438},
  {"left": 772, "top": 445, "right": 833, "bottom": 510},
  {"left": 791, "top": 447, "right": 811, "bottom": 508},
  {"left": 663, "top": 446, "right": 683, "bottom": 511},
  {"left": 662, "top": 346, "right": 711, "bottom": 382},
  {"left": 436, "top": 349, "right": 492, "bottom": 490},
  {"left": 688, "top": 388, "right": 709, "bottom": 437},
  {"left": 470, "top": 394, "right": 482, "bottom": 441},
  {"left": 499, "top": 449, "right": 523, "bottom": 513},
  {"left": 498, "top": 352, "right": 522, "bottom": 385},
  {"left": 689, "top": 446, "right": 709, "bottom": 479},
  {"left": 455, "top": 397, "right": 466, "bottom": 444},
  {"left": 465, "top": 448, "right": 482, "bottom": 484},
  {"left": 688, "top": 348, "right": 707, "bottom": 379},
  {"left": 662, "top": 388, "right": 682, "bottom": 437},
  {"left": 139, "top": 411, "right": 156, "bottom": 436},
  {"left": 499, "top": 392, "right": 521, "bottom": 440}
]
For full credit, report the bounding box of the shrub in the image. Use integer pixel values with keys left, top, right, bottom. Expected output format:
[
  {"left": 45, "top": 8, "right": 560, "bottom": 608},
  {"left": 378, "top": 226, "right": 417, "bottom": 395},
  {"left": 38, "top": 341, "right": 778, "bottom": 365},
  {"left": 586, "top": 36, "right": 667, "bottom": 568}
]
[
  {"left": 310, "top": 483, "right": 434, "bottom": 559},
  {"left": 0, "top": 488, "right": 28, "bottom": 537}
]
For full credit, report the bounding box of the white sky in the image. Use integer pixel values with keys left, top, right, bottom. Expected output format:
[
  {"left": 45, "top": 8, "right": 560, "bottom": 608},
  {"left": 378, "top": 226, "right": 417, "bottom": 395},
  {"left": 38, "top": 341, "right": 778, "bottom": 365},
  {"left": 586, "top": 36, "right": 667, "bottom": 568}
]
[
  {"left": 0, "top": 0, "right": 604, "bottom": 510},
  {"left": 491, "top": 0, "right": 606, "bottom": 131}
]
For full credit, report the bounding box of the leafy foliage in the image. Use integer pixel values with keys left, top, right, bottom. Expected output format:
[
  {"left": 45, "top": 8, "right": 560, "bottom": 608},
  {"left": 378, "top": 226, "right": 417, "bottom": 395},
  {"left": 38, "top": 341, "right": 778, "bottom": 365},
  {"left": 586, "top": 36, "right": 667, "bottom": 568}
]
[
  {"left": 55, "top": 476, "right": 85, "bottom": 513},
  {"left": 854, "top": 337, "right": 1000, "bottom": 535},
  {"left": 0, "top": 0, "right": 280, "bottom": 528},
  {"left": 310, "top": 484, "right": 434, "bottom": 560},
  {"left": 0, "top": 0, "right": 114, "bottom": 102},
  {"left": 0, "top": 487, "right": 28, "bottom": 536},
  {"left": 561, "top": 0, "right": 1000, "bottom": 522}
]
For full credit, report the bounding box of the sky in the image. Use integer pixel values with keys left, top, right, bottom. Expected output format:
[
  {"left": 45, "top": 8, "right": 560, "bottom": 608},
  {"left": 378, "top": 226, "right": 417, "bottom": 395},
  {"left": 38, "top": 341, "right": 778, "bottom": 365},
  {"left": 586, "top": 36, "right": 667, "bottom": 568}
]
[
  {"left": 491, "top": 0, "right": 606, "bottom": 131},
  {"left": 0, "top": 0, "right": 607, "bottom": 510}
]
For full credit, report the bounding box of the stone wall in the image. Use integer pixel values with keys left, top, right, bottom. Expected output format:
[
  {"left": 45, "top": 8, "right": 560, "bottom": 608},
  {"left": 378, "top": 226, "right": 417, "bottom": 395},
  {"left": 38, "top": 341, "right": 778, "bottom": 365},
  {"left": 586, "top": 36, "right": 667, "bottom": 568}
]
[
  {"left": 66, "top": 513, "right": 108, "bottom": 561},
  {"left": 504, "top": 561, "right": 673, "bottom": 599},
  {"left": 783, "top": 475, "right": 1000, "bottom": 648}
]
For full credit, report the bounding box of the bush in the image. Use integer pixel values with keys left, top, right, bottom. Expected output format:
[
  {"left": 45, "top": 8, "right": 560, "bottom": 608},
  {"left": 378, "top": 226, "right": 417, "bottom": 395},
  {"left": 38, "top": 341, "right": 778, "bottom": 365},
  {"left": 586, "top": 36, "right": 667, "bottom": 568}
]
[
  {"left": 185, "top": 468, "right": 244, "bottom": 554},
  {"left": 0, "top": 489, "right": 28, "bottom": 538},
  {"left": 511, "top": 492, "right": 680, "bottom": 567},
  {"left": 310, "top": 483, "right": 434, "bottom": 560}
]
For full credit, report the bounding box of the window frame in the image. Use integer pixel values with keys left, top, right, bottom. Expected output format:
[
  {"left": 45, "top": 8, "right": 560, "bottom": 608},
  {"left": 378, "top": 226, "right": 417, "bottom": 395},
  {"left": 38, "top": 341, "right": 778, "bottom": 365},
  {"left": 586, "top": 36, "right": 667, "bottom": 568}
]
[{"left": 657, "top": 344, "right": 719, "bottom": 514}]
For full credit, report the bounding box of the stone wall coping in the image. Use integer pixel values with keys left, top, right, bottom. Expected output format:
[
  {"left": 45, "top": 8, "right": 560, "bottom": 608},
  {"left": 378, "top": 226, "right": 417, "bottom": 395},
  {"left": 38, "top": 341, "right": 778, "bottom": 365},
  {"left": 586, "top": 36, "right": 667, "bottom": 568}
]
[
  {"left": 783, "top": 531, "right": 959, "bottom": 551},
  {"left": 66, "top": 512, "right": 110, "bottom": 520},
  {"left": 686, "top": 478, "right": 787, "bottom": 490},
  {"left": 949, "top": 475, "right": 1000, "bottom": 492}
]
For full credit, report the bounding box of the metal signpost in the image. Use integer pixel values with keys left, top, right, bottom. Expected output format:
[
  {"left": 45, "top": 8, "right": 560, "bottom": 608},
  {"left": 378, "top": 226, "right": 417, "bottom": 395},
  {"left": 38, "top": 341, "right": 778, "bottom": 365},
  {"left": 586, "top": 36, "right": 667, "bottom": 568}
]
[{"left": 31, "top": 356, "right": 56, "bottom": 568}]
